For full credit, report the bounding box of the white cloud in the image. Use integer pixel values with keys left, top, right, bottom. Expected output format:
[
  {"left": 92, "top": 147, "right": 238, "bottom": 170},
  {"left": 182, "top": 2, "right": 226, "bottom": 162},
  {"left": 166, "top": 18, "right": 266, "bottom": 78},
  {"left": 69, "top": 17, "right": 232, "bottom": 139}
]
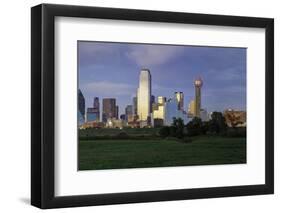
[{"left": 126, "top": 45, "right": 184, "bottom": 67}]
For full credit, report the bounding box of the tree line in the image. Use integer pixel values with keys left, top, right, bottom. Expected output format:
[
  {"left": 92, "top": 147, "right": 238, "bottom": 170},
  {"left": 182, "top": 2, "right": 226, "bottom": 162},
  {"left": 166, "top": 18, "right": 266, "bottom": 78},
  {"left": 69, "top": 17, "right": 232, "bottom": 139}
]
[{"left": 159, "top": 112, "right": 246, "bottom": 139}]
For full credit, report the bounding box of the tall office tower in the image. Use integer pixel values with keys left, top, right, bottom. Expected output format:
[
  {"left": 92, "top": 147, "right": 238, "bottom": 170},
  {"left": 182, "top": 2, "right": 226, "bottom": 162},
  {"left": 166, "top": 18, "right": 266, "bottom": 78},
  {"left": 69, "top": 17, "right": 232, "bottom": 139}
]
[
  {"left": 164, "top": 98, "right": 188, "bottom": 126},
  {"left": 78, "top": 89, "right": 85, "bottom": 118},
  {"left": 125, "top": 105, "right": 133, "bottom": 116},
  {"left": 115, "top": 105, "right": 119, "bottom": 119},
  {"left": 133, "top": 97, "right": 137, "bottom": 115},
  {"left": 158, "top": 96, "right": 166, "bottom": 105},
  {"left": 125, "top": 105, "right": 133, "bottom": 122},
  {"left": 150, "top": 95, "right": 155, "bottom": 112},
  {"left": 102, "top": 98, "right": 116, "bottom": 122},
  {"left": 92, "top": 97, "right": 100, "bottom": 121},
  {"left": 93, "top": 97, "right": 99, "bottom": 109},
  {"left": 175, "top": 92, "right": 184, "bottom": 110},
  {"left": 194, "top": 77, "right": 203, "bottom": 117},
  {"left": 78, "top": 89, "right": 85, "bottom": 125},
  {"left": 137, "top": 69, "right": 151, "bottom": 122},
  {"left": 187, "top": 99, "right": 196, "bottom": 117},
  {"left": 86, "top": 107, "right": 99, "bottom": 122}
]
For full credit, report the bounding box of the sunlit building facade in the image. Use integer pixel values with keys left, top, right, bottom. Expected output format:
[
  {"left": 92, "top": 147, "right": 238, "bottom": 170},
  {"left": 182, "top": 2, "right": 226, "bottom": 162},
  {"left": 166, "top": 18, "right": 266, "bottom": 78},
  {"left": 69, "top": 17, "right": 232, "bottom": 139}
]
[
  {"left": 158, "top": 96, "right": 166, "bottom": 105},
  {"left": 223, "top": 109, "right": 246, "bottom": 127},
  {"left": 187, "top": 99, "right": 195, "bottom": 117},
  {"left": 175, "top": 92, "right": 184, "bottom": 110},
  {"left": 137, "top": 69, "right": 151, "bottom": 123}
]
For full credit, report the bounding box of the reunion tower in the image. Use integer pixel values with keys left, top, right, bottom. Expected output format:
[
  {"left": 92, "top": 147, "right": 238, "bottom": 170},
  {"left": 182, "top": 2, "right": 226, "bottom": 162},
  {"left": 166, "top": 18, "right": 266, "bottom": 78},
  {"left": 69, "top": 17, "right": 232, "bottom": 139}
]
[{"left": 194, "top": 77, "right": 203, "bottom": 117}]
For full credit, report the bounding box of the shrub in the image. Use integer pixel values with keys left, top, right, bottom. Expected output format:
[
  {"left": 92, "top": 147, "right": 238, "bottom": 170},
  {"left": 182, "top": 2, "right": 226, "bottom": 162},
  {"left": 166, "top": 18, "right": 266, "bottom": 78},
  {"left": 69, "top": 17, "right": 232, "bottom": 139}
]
[
  {"left": 169, "top": 126, "right": 177, "bottom": 137},
  {"left": 116, "top": 131, "right": 129, "bottom": 139},
  {"left": 226, "top": 127, "right": 246, "bottom": 137},
  {"left": 186, "top": 117, "right": 202, "bottom": 136},
  {"left": 159, "top": 126, "right": 170, "bottom": 138}
]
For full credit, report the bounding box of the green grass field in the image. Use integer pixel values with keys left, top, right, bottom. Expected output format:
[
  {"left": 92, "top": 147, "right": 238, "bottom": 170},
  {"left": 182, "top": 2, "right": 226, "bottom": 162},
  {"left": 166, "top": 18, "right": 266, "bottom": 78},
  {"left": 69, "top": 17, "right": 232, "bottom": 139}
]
[{"left": 78, "top": 136, "right": 246, "bottom": 170}]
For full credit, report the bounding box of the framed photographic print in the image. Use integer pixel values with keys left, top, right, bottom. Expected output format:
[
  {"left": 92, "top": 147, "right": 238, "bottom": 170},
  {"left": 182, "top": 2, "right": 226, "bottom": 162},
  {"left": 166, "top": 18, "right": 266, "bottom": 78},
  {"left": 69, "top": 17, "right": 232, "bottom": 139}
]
[{"left": 31, "top": 4, "right": 274, "bottom": 209}]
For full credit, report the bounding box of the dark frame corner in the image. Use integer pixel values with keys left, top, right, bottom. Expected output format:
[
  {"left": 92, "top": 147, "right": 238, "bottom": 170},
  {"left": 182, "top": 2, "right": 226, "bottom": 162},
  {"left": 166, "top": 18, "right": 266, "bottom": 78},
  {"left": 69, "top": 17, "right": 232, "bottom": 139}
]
[{"left": 31, "top": 3, "right": 274, "bottom": 209}]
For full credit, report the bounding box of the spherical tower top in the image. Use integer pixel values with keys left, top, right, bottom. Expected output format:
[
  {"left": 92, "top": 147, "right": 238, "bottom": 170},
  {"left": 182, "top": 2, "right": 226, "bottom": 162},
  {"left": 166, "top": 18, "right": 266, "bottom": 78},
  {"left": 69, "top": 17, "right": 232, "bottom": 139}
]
[{"left": 194, "top": 77, "right": 203, "bottom": 87}]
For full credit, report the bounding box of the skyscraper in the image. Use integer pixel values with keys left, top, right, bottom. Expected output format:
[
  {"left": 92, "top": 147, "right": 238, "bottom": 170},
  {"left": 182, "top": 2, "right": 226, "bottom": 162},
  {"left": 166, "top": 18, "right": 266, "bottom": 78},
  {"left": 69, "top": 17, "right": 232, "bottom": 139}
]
[
  {"left": 164, "top": 97, "right": 188, "bottom": 126},
  {"left": 86, "top": 107, "right": 99, "bottom": 122},
  {"left": 78, "top": 89, "right": 85, "bottom": 118},
  {"left": 78, "top": 89, "right": 85, "bottom": 125},
  {"left": 93, "top": 97, "right": 100, "bottom": 121},
  {"left": 86, "top": 97, "right": 100, "bottom": 122},
  {"left": 150, "top": 95, "right": 155, "bottom": 112},
  {"left": 102, "top": 98, "right": 116, "bottom": 122},
  {"left": 125, "top": 105, "right": 133, "bottom": 122},
  {"left": 194, "top": 77, "right": 203, "bottom": 117},
  {"left": 125, "top": 105, "right": 133, "bottom": 116},
  {"left": 115, "top": 105, "right": 119, "bottom": 119},
  {"left": 158, "top": 96, "right": 166, "bottom": 105},
  {"left": 137, "top": 69, "right": 151, "bottom": 122},
  {"left": 133, "top": 97, "right": 137, "bottom": 115},
  {"left": 93, "top": 97, "right": 99, "bottom": 109},
  {"left": 187, "top": 99, "right": 195, "bottom": 117},
  {"left": 175, "top": 92, "right": 184, "bottom": 110}
]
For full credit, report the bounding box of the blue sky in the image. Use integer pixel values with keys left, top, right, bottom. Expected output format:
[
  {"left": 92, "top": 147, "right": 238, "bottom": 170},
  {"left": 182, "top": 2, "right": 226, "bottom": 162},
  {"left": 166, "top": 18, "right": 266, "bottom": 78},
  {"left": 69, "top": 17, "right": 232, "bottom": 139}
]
[{"left": 78, "top": 41, "right": 246, "bottom": 115}]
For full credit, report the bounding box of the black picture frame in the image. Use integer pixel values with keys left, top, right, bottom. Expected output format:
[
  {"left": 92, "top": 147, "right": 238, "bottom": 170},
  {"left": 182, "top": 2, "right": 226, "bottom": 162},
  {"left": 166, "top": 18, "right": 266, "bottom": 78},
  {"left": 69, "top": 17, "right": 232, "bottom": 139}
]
[{"left": 31, "top": 3, "right": 274, "bottom": 209}]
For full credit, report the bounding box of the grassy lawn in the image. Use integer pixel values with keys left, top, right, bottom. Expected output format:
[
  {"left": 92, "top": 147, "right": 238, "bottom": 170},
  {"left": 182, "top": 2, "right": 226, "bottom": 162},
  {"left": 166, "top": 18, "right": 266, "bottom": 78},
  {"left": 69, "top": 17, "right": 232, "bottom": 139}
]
[{"left": 78, "top": 136, "right": 246, "bottom": 170}]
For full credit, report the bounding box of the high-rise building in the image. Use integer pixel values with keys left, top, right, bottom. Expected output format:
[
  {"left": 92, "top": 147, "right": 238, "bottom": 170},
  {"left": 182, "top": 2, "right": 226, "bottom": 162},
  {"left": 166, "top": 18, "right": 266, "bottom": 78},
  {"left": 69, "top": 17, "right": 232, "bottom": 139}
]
[
  {"left": 78, "top": 89, "right": 85, "bottom": 125},
  {"left": 102, "top": 98, "right": 116, "bottom": 122},
  {"left": 164, "top": 97, "right": 188, "bottom": 126},
  {"left": 115, "top": 105, "right": 119, "bottom": 120},
  {"left": 93, "top": 97, "right": 99, "bottom": 109},
  {"left": 158, "top": 96, "right": 166, "bottom": 105},
  {"left": 194, "top": 77, "right": 203, "bottom": 117},
  {"left": 125, "top": 105, "right": 133, "bottom": 116},
  {"left": 92, "top": 97, "right": 100, "bottom": 121},
  {"left": 78, "top": 89, "right": 85, "bottom": 119},
  {"left": 187, "top": 99, "right": 195, "bottom": 117},
  {"left": 133, "top": 97, "right": 138, "bottom": 115},
  {"left": 86, "top": 107, "right": 99, "bottom": 122},
  {"left": 200, "top": 109, "right": 208, "bottom": 122},
  {"left": 175, "top": 92, "right": 184, "bottom": 110},
  {"left": 151, "top": 95, "right": 155, "bottom": 112},
  {"left": 153, "top": 105, "right": 165, "bottom": 120},
  {"left": 137, "top": 69, "right": 151, "bottom": 122}
]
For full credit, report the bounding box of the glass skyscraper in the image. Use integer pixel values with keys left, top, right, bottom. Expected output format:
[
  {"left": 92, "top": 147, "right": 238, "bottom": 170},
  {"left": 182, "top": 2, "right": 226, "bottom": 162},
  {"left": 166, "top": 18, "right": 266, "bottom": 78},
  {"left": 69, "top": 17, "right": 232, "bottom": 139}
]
[
  {"left": 78, "top": 89, "right": 85, "bottom": 119},
  {"left": 137, "top": 69, "right": 151, "bottom": 122},
  {"left": 78, "top": 89, "right": 85, "bottom": 125}
]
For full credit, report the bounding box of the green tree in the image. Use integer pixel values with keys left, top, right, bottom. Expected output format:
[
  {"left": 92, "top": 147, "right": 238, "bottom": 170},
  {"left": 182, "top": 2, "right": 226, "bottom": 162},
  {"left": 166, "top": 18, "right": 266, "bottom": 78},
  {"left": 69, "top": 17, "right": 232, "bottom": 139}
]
[
  {"left": 186, "top": 117, "right": 203, "bottom": 136},
  {"left": 171, "top": 117, "right": 185, "bottom": 138},
  {"left": 209, "top": 112, "right": 227, "bottom": 134},
  {"left": 159, "top": 126, "right": 170, "bottom": 138}
]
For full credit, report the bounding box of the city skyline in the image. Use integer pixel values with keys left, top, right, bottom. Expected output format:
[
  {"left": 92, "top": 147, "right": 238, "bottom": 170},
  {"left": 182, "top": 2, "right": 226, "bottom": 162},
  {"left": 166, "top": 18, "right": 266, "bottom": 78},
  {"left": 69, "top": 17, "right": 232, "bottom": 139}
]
[{"left": 78, "top": 41, "right": 246, "bottom": 116}]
